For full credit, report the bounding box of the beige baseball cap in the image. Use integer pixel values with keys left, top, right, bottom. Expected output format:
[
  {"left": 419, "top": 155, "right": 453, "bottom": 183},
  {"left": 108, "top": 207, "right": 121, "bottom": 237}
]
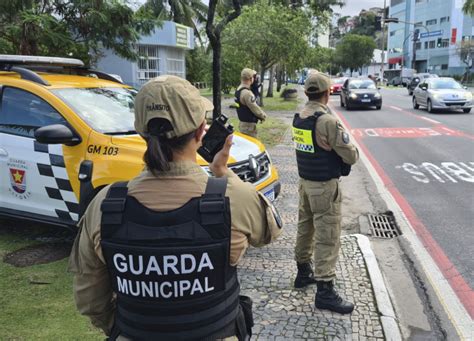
[
  {"left": 134, "top": 75, "right": 213, "bottom": 138},
  {"left": 241, "top": 68, "right": 257, "bottom": 80},
  {"left": 304, "top": 72, "right": 331, "bottom": 94}
]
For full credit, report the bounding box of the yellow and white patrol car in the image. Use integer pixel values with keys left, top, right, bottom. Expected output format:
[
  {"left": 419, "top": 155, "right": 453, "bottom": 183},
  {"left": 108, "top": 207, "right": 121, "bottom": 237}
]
[{"left": 0, "top": 55, "right": 280, "bottom": 227}]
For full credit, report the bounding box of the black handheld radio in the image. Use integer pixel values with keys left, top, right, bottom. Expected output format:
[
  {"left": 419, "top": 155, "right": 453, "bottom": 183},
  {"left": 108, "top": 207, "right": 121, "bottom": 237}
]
[{"left": 198, "top": 115, "right": 234, "bottom": 163}]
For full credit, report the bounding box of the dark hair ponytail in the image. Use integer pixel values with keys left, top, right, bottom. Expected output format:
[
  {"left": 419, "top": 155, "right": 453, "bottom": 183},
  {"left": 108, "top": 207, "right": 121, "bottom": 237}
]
[{"left": 144, "top": 118, "right": 197, "bottom": 175}]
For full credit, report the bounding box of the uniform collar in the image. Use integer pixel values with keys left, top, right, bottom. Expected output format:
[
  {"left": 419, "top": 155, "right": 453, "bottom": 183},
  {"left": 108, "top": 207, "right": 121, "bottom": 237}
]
[
  {"left": 301, "top": 100, "right": 330, "bottom": 118},
  {"left": 145, "top": 161, "right": 207, "bottom": 177},
  {"left": 238, "top": 83, "right": 250, "bottom": 90}
]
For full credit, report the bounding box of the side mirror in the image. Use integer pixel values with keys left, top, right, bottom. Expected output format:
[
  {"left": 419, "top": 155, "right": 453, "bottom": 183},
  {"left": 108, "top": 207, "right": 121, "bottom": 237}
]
[{"left": 35, "top": 124, "right": 81, "bottom": 146}]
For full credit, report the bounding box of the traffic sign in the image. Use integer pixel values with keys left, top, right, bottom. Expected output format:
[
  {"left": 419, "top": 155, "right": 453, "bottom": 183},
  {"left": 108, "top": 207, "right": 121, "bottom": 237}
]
[{"left": 420, "top": 30, "right": 443, "bottom": 39}]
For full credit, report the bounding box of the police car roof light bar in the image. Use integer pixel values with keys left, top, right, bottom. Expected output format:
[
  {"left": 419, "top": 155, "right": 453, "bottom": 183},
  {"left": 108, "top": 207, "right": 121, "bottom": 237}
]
[
  {"left": 0, "top": 65, "right": 50, "bottom": 86},
  {"left": 0, "top": 55, "right": 85, "bottom": 67}
]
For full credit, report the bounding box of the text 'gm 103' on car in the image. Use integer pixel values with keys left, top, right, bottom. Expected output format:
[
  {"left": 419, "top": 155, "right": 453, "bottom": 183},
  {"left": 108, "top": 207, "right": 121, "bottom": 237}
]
[
  {"left": 340, "top": 78, "right": 382, "bottom": 110},
  {"left": 0, "top": 55, "right": 280, "bottom": 227},
  {"left": 412, "top": 77, "right": 472, "bottom": 113}
]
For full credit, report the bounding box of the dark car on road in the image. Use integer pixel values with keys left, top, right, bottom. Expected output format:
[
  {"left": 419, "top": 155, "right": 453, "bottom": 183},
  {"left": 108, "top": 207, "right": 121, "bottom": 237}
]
[{"left": 340, "top": 78, "right": 382, "bottom": 110}]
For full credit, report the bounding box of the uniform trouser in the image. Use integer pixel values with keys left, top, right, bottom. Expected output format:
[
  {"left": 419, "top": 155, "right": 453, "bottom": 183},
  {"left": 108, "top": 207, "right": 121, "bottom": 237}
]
[
  {"left": 239, "top": 122, "right": 258, "bottom": 138},
  {"left": 294, "top": 178, "right": 342, "bottom": 281}
]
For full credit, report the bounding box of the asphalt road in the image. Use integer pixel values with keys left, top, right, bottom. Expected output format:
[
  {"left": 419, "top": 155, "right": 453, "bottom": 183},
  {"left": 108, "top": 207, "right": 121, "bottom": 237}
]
[{"left": 328, "top": 87, "right": 474, "bottom": 316}]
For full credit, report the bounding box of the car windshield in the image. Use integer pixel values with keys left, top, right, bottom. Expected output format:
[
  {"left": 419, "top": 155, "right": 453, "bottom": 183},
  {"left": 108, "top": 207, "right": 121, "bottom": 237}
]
[
  {"left": 430, "top": 79, "right": 463, "bottom": 90},
  {"left": 332, "top": 78, "right": 344, "bottom": 84},
  {"left": 52, "top": 87, "right": 137, "bottom": 134},
  {"left": 349, "top": 80, "right": 376, "bottom": 89}
]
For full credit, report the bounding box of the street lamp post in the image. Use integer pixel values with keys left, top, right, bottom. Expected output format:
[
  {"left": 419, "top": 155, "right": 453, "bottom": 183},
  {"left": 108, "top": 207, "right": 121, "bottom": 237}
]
[{"left": 380, "top": 0, "right": 386, "bottom": 85}]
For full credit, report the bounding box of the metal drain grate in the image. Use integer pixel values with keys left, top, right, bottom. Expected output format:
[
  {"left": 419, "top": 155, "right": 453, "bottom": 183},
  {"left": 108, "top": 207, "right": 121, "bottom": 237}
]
[{"left": 368, "top": 213, "right": 401, "bottom": 238}]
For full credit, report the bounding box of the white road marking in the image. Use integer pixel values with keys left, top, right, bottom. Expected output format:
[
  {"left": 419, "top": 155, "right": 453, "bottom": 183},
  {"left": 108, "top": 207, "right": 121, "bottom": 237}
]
[
  {"left": 389, "top": 105, "right": 403, "bottom": 111},
  {"left": 419, "top": 116, "right": 441, "bottom": 124},
  {"left": 332, "top": 108, "right": 474, "bottom": 340}
]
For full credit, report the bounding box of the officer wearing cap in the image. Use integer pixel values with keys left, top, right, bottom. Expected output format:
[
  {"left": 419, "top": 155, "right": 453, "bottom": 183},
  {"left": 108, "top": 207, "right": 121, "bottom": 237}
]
[
  {"left": 235, "top": 68, "right": 267, "bottom": 138},
  {"left": 292, "top": 72, "right": 359, "bottom": 314},
  {"left": 69, "top": 75, "right": 282, "bottom": 340}
]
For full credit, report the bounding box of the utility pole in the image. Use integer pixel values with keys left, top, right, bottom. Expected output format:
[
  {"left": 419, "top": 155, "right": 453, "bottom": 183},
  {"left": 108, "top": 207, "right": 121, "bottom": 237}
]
[
  {"left": 412, "top": 29, "right": 419, "bottom": 70},
  {"left": 380, "top": 0, "right": 386, "bottom": 85}
]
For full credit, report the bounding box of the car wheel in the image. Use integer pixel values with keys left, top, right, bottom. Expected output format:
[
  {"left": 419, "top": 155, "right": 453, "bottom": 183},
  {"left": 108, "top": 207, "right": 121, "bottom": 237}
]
[
  {"left": 427, "top": 99, "right": 434, "bottom": 113},
  {"left": 413, "top": 97, "right": 419, "bottom": 109},
  {"left": 376, "top": 105, "right": 381, "bottom": 110},
  {"left": 346, "top": 102, "right": 351, "bottom": 110},
  {"left": 408, "top": 90, "right": 413, "bottom": 96},
  {"left": 463, "top": 108, "right": 471, "bottom": 113},
  {"left": 340, "top": 96, "right": 345, "bottom": 107}
]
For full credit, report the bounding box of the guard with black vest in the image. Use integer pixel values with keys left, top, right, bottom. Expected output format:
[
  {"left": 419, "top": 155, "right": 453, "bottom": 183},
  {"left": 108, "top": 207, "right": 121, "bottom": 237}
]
[
  {"left": 69, "top": 75, "right": 282, "bottom": 340},
  {"left": 292, "top": 72, "right": 359, "bottom": 314},
  {"left": 234, "top": 68, "right": 267, "bottom": 138}
]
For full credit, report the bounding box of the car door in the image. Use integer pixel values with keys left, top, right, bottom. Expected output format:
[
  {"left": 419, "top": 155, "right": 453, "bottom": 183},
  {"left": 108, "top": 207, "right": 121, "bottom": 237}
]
[
  {"left": 0, "top": 86, "right": 76, "bottom": 221},
  {"left": 415, "top": 81, "right": 426, "bottom": 105}
]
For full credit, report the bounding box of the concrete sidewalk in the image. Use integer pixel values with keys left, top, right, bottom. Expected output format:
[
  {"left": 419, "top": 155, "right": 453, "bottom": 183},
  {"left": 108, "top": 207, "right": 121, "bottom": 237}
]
[{"left": 234, "top": 90, "right": 402, "bottom": 340}]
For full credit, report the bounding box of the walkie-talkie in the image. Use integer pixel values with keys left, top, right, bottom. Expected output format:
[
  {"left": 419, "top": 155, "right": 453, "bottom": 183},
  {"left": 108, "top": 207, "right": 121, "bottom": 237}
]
[{"left": 198, "top": 115, "right": 234, "bottom": 163}]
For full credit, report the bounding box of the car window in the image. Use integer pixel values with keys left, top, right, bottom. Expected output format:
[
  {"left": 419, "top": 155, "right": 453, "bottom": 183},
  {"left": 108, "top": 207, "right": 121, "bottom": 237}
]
[
  {"left": 348, "top": 80, "right": 376, "bottom": 89},
  {"left": 53, "top": 87, "right": 136, "bottom": 134},
  {"left": 0, "top": 87, "right": 67, "bottom": 138},
  {"left": 431, "top": 79, "right": 463, "bottom": 89}
]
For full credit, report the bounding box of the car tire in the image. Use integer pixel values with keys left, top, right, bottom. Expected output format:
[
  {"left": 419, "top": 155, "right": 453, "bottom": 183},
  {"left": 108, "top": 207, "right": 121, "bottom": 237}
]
[
  {"left": 408, "top": 90, "right": 413, "bottom": 96},
  {"left": 413, "top": 97, "right": 419, "bottom": 109},
  {"left": 463, "top": 108, "right": 471, "bottom": 113},
  {"left": 346, "top": 102, "right": 351, "bottom": 110},
  {"left": 340, "top": 96, "right": 345, "bottom": 107},
  {"left": 376, "top": 105, "right": 381, "bottom": 110},
  {"left": 427, "top": 99, "right": 434, "bottom": 113}
]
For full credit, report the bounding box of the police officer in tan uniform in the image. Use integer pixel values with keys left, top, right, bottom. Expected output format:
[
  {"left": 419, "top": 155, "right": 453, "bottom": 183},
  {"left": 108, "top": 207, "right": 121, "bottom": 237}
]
[
  {"left": 292, "top": 72, "right": 359, "bottom": 314},
  {"left": 235, "top": 68, "right": 267, "bottom": 138},
  {"left": 69, "top": 75, "right": 282, "bottom": 340}
]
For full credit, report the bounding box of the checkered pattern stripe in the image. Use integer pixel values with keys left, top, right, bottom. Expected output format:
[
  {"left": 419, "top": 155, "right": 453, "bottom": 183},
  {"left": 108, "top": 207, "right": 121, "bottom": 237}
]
[
  {"left": 295, "top": 142, "right": 315, "bottom": 153},
  {"left": 34, "top": 141, "right": 79, "bottom": 222}
]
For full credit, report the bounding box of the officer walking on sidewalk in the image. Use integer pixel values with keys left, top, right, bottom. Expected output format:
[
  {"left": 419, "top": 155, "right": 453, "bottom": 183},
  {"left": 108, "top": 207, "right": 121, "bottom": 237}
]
[
  {"left": 69, "top": 75, "right": 282, "bottom": 340},
  {"left": 292, "top": 72, "right": 359, "bottom": 314},
  {"left": 235, "top": 68, "right": 267, "bottom": 138}
]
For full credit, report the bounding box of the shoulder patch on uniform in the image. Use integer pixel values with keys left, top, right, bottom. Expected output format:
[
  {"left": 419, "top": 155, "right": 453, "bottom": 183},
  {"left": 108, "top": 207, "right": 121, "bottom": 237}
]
[
  {"left": 342, "top": 132, "right": 350, "bottom": 144},
  {"left": 250, "top": 96, "right": 256, "bottom": 103}
]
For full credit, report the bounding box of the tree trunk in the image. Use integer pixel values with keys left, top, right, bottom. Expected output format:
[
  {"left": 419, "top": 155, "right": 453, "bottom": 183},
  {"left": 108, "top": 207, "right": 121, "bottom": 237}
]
[
  {"left": 260, "top": 67, "right": 266, "bottom": 107},
  {"left": 266, "top": 66, "right": 275, "bottom": 97},
  {"left": 211, "top": 39, "right": 222, "bottom": 120},
  {"left": 276, "top": 65, "right": 283, "bottom": 93}
]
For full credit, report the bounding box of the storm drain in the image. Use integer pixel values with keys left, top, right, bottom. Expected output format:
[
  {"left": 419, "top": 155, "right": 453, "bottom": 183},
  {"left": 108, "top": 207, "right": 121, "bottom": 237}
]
[{"left": 368, "top": 213, "right": 401, "bottom": 238}]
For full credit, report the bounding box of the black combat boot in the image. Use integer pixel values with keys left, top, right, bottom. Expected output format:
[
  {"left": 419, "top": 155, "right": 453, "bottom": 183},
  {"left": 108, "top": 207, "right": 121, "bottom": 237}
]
[
  {"left": 315, "top": 280, "right": 354, "bottom": 314},
  {"left": 294, "top": 262, "right": 317, "bottom": 288}
]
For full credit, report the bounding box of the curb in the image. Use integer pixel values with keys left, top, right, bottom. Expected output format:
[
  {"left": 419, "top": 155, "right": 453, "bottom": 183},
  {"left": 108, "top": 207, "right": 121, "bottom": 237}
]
[{"left": 354, "top": 234, "right": 403, "bottom": 341}]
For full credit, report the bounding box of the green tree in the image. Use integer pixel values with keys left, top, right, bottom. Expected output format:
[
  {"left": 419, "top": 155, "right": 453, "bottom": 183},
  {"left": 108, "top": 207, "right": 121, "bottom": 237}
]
[
  {"left": 307, "top": 46, "right": 336, "bottom": 75},
  {"left": 224, "top": 2, "right": 311, "bottom": 102},
  {"left": 0, "top": 0, "right": 156, "bottom": 65},
  {"left": 185, "top": 45, "right": 212, "bottom": 85},
  {"left": 140, "top": 0, "right": 207, "bottom": 41},
  {"left": 351, "top": 12, "right": 377, "bottom": 37},
  {"left": 335, "top": 34, "right": 376, "bottom": 74},
  {"left": 463, "top": 0, "right": 474, "bottom": 16}
]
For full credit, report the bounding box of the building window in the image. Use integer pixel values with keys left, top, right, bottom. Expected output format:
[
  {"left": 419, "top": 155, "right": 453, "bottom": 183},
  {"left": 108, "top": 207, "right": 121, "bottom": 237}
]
[
  {"left": 424, "top": 41, "right": 429, "bottom": 49},
  {"left": 426, "top": 19, "right": 437, "bottom": 26},
  {"left": 137, "top": 45, "right": 161, "bottom": 85},
  {"left": 440, "top": 16, "right": 450, "bottom": 23},
  {"left": 390, "top": 31, "right": 396, "bottom": 36},
  {"left": 441, "top": 64, "right": 448, "bottom": 70},
  {"left": 414, "top": 22, "right": 423, "bottom": 27},
  {"left": 441, "top": 38, "right": 449, "bottom": 47},
  {"left": 415, "top": 42, "right": 422, "bottom": 50},
  {"left": 415, "top": 0, "right": 424, "bottom": 3},
  {"left": 429, "top": 40, "right": 436, "bottom": 49},
  {"left": 166, "top": 48, "right": 185, "bottom": 77}
]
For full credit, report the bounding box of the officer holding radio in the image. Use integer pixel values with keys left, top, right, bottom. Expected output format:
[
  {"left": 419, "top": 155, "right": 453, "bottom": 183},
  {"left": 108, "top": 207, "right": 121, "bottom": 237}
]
[
  {"left": 69, "top": 75, "right": 282, "bottom": 340},
  {"left": 292, "top": 72, "right": 358, "bottom": 314},
  {"left": 235, "top": 68, "right": 267, "bottom": 138}
]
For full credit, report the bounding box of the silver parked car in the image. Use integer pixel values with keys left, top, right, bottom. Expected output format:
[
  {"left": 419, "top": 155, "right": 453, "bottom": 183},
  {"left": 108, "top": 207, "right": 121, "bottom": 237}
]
[{"left": 412, "top": 77, "right": 472, "bottom": 113}]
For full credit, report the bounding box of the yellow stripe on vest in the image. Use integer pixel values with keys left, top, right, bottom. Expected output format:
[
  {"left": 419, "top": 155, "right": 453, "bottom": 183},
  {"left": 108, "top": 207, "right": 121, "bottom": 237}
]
[{"left": 292, "top": 127, "right": 315, "bottom": 153}]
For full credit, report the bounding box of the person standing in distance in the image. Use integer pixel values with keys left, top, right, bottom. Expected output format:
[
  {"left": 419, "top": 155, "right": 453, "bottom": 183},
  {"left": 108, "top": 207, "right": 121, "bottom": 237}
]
[
  {"left": 292, "top": 72, "right": 359, "bottom": 314},
  {"left": 235, "top": 68, "right": 267, "bottom": 138},
  {"left": 68, "top": 75, "right": 282, "bottom": 340}
]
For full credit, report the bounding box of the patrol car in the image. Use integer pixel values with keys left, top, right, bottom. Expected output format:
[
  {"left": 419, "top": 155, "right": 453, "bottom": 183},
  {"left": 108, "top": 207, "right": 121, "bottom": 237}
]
[{"left": 0, "top": 55, "right": 280, "bottom": 227}]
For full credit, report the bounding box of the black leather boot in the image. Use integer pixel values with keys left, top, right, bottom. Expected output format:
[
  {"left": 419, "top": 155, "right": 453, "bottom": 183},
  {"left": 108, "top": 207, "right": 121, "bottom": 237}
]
[
  {"left": 294, "top": 262, "right": 317, "bottom": 288},
  {"left": 315, "top": 280, "right": 354, "bottom": 314}
]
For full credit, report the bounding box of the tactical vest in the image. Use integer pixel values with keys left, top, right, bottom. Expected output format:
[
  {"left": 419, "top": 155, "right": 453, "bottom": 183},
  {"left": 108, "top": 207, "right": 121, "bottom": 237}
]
[
  {"left": 100, "top": 177, "right": 241, "bottom": 341},
  {"left": 292, "top": 112, "right": 344, "bottom": 181},
  {"left": 235, "top": 87, "right": 258, "bottom": 123}
]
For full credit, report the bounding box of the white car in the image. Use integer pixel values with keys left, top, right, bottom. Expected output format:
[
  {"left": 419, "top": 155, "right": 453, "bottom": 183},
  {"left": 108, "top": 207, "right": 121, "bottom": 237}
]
[{"left": 412, "top": 77, "right": 472, "bottom": 113}]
